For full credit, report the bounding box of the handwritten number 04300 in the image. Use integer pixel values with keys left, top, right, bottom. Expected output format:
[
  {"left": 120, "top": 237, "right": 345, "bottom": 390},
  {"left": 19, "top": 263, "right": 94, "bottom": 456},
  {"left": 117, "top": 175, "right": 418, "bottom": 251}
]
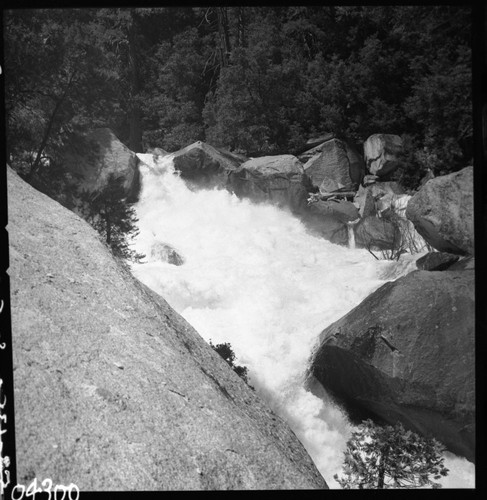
[{"left": 11, "top": 478, "right": 80, "bottom": 500}]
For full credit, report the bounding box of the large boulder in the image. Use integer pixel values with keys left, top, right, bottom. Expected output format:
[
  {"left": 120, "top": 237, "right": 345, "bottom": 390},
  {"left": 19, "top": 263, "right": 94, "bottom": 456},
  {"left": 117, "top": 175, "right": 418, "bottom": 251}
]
[
  {"left": 353, "top": 181, "right": 405, "bottom": 219},
  {"left": 302, "top": 138, "right": 365, "bottom": 192},
  {"left": 306, "top": 270, "right": 475, "bottom": 462},
  {"left": 172, "top": 141, "right": 246, "bottom": 187},
  {"left": 228, "top": 155, "right": 312, "bottom": 214},
  {"left": 415, "top": 251, "right": 459, "bottom": 271},
  {"left": 406, "top": 167, "right": 474, "bottom": 256},
  {"left": 296, "top": 132, "right": 336, "bottom": 160},
  {"left": 7, "top": 167, "right": 328, "bottom": 490},
  {"left": 302, "top": 200, "right": 359, "bottom": 246},
  {"left": 363, "top": 134, "right": 404, "bottom": 177},
  {"left": 302, "top": 207, "right": 349, "bottom": 246},
  {"left": 61, "top": 128, "right": 139, "bottom": 201},
  {"left": 354, "top": 216, "right": 401, "bottom": 251}
]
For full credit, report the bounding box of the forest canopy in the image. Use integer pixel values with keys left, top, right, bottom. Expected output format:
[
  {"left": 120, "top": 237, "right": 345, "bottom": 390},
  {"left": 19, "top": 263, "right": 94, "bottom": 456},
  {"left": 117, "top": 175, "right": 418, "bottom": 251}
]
[{"left": 4, "top": 6, "right": 472, "bottom": 187}]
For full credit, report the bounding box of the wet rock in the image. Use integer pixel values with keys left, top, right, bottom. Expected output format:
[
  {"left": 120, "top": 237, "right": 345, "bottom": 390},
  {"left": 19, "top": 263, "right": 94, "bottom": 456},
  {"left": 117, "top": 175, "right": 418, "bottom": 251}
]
[
  {"left": 447, "top": 256, "right": 475, "bottom": 271},
  {"left": 307, "top": 269, "right": 475, "bottom": 462},
  {"left": 228, "top": 155, "right": 312, "bottom": 214},
  {"left": 146, "top": 147, "right": 169, "bottom": 156},
  {"left": 355, "top": 216, "right": 401, "bottom": 251},
  {"left": 416, "top": 252, "right": 459, "bottom": 271},
  {"left": 172, "top": 141, "right": 246, "bottom": 188},
  {"left": 150, "top": 242, "right": 184, "bottom": 266}
]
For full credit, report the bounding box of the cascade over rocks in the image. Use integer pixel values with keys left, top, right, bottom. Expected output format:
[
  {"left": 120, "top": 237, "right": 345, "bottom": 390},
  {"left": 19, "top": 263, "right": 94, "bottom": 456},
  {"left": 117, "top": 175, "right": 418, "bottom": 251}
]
[
  {"left": 302, "top": 137, "right": 365, "bottom": 192},
  {"left": 364, "top": 134, "right": 404, "bottom": 177},
  {"left": 306, "top": 269, "right": 475, "bottom": 462},
  {"left": 172, "top": 141, "right": 246, "bottom": 187},
  {"left": 406, "top": 167, "right": 474, "bottom": 256},
  {"left": 61, "top": 127, "right": 140, "bottom": 201},
  {"left": 227, "top": 155, "right": 312, "bottom": 214},
  {"left": 7, "top": 167, "right": 328, "bottom": 490}
]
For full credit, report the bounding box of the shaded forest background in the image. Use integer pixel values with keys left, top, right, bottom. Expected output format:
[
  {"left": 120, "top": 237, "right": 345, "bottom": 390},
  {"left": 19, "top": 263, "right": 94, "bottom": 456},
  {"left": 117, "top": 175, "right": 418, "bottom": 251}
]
[{"left": 4, "top": 6, "right": 472, "bottom": 190}]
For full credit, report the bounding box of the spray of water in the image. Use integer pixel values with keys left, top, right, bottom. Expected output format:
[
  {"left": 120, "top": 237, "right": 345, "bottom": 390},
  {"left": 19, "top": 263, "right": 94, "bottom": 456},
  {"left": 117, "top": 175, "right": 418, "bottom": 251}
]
[{"left": 130, "top": 154, "right": 474, "bottom": 488}]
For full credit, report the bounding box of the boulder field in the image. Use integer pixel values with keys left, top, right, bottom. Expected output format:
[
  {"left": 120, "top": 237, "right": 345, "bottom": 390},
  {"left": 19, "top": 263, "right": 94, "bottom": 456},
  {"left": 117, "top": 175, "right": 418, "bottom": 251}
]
[
  {"left": 306, "top": 269, "right": 475, "bottom": 462},
  {"left": 7, "top": 167, "right": 327, "bottom": 490}
]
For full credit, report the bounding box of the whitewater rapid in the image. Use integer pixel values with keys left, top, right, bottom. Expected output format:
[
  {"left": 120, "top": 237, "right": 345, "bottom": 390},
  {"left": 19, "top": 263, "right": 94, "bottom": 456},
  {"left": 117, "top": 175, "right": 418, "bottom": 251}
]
[{"left": 130, "top": 154, "right": 474, "bottom": 489}]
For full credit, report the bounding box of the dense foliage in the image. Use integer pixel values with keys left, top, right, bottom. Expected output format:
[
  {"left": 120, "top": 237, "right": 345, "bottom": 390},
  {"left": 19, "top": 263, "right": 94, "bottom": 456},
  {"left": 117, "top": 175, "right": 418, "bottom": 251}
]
[
  {"left": 334, "top": 419, "right": 448, "bottom": 489},
  {"left": 4, "top": 6, "right": 472, "bottom": 190}
]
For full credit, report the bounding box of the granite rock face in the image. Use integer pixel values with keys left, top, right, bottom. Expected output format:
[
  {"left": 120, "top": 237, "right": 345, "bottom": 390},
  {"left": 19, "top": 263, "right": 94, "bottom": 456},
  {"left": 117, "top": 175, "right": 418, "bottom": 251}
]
[
  {"left": 363, "top": 134, "right": 404, "bottom": 177},
  {"left": 172, "top": 141, "right": 246, "bottom": 188},
  {"left": 228, "top": 155, "right": 312, "bottom": 214},
  {"left": 354, "top": 216, "right": 401, "bottom": 251},
  {"left": 307, "top": 270, "right": 475, "bottom": 462},
  {"left": 7, "top": 167, "right": 327, "bottom": 491},
  {"left": 406, "top": 167, "right": 474, "bottom": 256},
  {"left": 303, "top": 138, "right": 364, "bottom": 192}
]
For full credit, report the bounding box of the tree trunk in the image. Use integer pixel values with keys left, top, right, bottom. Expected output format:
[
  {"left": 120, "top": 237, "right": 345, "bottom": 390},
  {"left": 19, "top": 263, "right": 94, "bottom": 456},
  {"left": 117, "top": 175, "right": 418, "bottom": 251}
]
[
  {"left": 377, "top": 448, "right": 389, "bottom": 488},
  {"left": 127, "top": 10, "right": 143, "bottom": 153},
  {"left": 26, "top": 71, "right": 77, "bottom": 182},
  {"left": 105, "top": 207, "right": 111, "bottom": 246},
  {"left": 216, "top": 7, "right": 231, "bottom": 67},
  {"left": 237, "top": 7, "right": 246, "bottom": 48}
]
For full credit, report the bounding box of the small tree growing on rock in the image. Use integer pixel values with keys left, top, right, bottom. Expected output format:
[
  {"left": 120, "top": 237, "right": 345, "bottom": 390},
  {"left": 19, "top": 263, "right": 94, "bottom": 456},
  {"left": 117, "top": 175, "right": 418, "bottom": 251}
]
[
  {"left": 209, "top": 340, "right": 253, "bottom": 388},
  {"left": 334, "top": 419, "right": 448, "bottom": 489},
  {"left": 81, "top": 173, "right": 144, "bottom": 261}
]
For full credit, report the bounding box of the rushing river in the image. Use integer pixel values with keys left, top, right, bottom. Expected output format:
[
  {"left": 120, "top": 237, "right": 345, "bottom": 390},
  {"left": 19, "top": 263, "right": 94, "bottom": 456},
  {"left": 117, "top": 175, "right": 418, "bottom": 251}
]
[{"left": 130, "top": 153, "right": 474, "bottom": 488}]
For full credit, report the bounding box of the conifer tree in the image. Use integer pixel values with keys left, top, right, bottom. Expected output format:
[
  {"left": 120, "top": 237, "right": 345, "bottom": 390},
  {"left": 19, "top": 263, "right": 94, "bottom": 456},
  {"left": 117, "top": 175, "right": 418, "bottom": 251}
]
[
  {"left": 82, "top": 173, "right": 143, "bottom": 261},
  {"left": 334, "top": 419, "right": 448, "bottom": 489}
]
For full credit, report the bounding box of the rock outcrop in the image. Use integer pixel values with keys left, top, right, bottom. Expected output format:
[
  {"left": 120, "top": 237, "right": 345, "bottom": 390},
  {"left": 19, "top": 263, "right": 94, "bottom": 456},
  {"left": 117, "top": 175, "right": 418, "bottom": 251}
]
[
  {"left": 148, "top": 242, "right": 185, "bottom": 266},
  {"left": 415, "top": 251, "right": 460, "bottom": 271},
  {"left": 363, "top": 134, "right": 404, "bottom": 177},
  {"left": 353, "top": 181, "right": 405, "bottom": 218},
  {"left": 303, "top": 205, "right": 351, "bottom": 246},
  {"left": 61, "top": 128, "right": 139, "bottom": 200},
  {"left": 306, "top": 270, "right": 475, "bottom": 462},
  {"left": 172, "top": 141, "right": 246, "bottom": 187},
  {"left": 406, "top": 167, "right": 474, "bottom": 256},
  {"left": 7, "top": 167, "right": 327, "bottom": 490},
  {"left": 302, "top": 138, "right": 364, "bottom": 192},
  {"left": 228, "top": 155, "right": 312, "bottom": 214},
  {"left": 354, "top": 216, "right": 401, "bottom": 251}
]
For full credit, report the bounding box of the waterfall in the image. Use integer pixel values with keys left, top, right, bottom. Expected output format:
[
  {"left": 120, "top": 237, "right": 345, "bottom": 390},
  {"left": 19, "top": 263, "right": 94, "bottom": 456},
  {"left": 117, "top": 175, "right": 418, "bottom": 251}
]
[
  {"left": 346, "top": 218, "right": 360, "bottom": 250},
  {"left": 129, "top": 153, "right": 474, "bottom": 488}
]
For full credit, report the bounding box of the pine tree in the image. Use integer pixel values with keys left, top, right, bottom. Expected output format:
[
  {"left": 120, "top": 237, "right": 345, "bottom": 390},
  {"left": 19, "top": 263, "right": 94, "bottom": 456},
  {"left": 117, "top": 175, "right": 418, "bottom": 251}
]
[
  {"left": 209, "top": 340, "right": 253, "bottom": 388},
  {"left": 334, "top": 419, "right": 449, "bottom": 489},
  {"left": 81, "top": 173, "right": 144, "bottom": 261}
]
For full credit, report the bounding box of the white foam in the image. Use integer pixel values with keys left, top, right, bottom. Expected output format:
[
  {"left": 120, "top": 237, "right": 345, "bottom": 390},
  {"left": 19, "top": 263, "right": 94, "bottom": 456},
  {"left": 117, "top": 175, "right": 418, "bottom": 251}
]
[{"left": 130, "top": 154, "right": 474, "bottom": 488}]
